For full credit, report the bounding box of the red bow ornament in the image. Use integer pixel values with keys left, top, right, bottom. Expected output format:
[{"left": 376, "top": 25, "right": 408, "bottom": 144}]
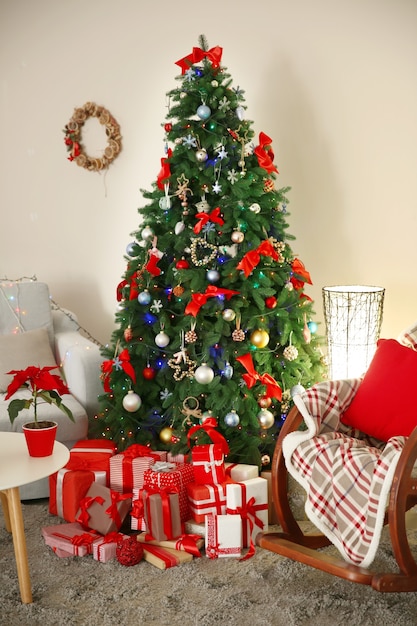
[
  {"left": 175, "top": 46, "right": 223, "bottom": 74},
  {"left": 185, "top": 286, "right": 239, "bottom": 317},
  {"left": 101, "top": 348, "right": 136, "bottom": 393},
  {"left": 193, "top": 207, "right": 224, "bottom": 235},
  {"left": 116, "top": 269, "right": 140, "bottom": 302},
  {"left": 236, "top": 239, "right": 279, "bottom": 277},
  {"left": 236, "top": 353, "right": 282, "bottom": 401},
  {"left": 290, "top": 258, "right": 312, "bottom": 290},
  {"left": 254, "top": 132, "right": 278, "bottom": 174}
]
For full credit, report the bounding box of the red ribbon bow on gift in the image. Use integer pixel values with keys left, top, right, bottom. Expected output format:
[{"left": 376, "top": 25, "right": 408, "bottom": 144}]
[
  {"left": 105, "top": 491, "right": 132, "bottom": 528},
  {"left": 185, "top": 286, "right": 239, "bottom": 317},
  {"left": 157, "top": 149, "right": 172, "bottom": 190},
  {"left": 175, "top": 534, "right": 202, "bottom": 558},
  {"left": 71, "top": 532, "right": 97, "bottom": 549},
  {"left": 122, "top": 444, "right": 161, "bottom": 461},
  {"left": 193, "top": 207, "right": 224, "bottom": 235},
  {"left": 187, "top": 417, "right": 229, "bottom": 455},
  {"left": 77, "top": 495, "right": 105, "bottom": 528},
  {"left": 101, "top": 531, "right": 125, "bottom": 545},
  {"left": 254, "top": 132, "right": 278, "bottom": 174},
  {"left": 236, "top": 353, "right": 282, "bottom": 401},
  {"left": 236, "top": 239, "right": 279, "bottom": 277},
  {"left": 101, "top": 349, "right": 136, "bottom": 393},
  {"left": 175, "top": 46, "right": 223, "bottom": 74}
]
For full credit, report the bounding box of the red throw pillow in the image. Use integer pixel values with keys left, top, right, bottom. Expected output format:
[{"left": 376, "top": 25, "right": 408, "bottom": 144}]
[{"left": 340, "top": 338, "right": 417, "bottom": 441}]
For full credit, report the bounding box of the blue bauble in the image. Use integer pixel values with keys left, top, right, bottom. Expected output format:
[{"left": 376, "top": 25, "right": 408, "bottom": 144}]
[
  {"left": 126, "top": 242, "right": 140, "bottom": 257},
  {"left": 224, "top": 410, "right": 240, "bottom": 427},
  {"left": 197, "top": 104, "right": 211, "bottom": 120},
  {"left": 223, "top": 363, "right": 234, "bottom": 379},
  {"left": 307, "top": 321, "right": 318, "bottom": 333},
  {"left": 138, "top": 290, "right": 152, "bottom": 305}
]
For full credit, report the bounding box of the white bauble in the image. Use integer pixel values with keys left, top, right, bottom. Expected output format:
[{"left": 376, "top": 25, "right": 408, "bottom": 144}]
[
  {"left": 194, "top": 363, "right": 214, "bottom": 385},
  {"left": 222, "top": 308, "right": 236, "bottom": 322},
  {"left": 155, "top": 331, "right": 170, "bottom": 348},
  {"left": 206, "top": 269, "right": 220, "bottom": 283},
  {"left": 141, "top": 226, "right": 153, "bottom": 240},
  {"left": 174, "top": 221, "right": 185, "bottom": 235},
  {"left": 122, "top": 390, "right": 142, "bottom": 412}
]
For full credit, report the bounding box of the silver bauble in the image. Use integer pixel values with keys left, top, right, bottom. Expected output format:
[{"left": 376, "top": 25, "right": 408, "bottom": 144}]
[
  {"left": 249, "top": 203, "right": 261, "bottom": 214},
  {"left": 138, "top": 290, "right": 152, "bottom": 305},
  {"left": 141, "top": 226, "right": 153, "bottom": 240},
  {"left": 206, "top": 269, "right": 220, "bottom": 283},
  {"left": 174, "top": 221, "right": 185, "bottom": 235},
  {"left": 231, "top": 230, "right": 245, "bottom": 244},
  {"left": 290, "top": 384, "right": 306, "bottom": 398},
  {"left": 224, "top": 410, "right": 240, "bottom": 427},
  {"left": 196, "top": 104, "right": 211, "bottom": 120},
  {"left": 236, "top": 106, "right": 245, "bottom": 121}
]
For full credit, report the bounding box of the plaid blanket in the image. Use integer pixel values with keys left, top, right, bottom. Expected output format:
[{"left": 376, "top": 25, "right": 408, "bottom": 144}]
[{"left": 282, "top": 379, "right": 406, "bottom": 567}]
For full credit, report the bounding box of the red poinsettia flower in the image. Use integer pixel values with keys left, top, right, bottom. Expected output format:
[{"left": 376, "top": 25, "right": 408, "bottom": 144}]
[{"left": 6, "top": 365, "right": 74, "bottom": 426}]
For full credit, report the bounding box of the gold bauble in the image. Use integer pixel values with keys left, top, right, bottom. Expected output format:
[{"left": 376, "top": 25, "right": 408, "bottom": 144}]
[
  {"left": 159, "top": 427, "right": 173, "bottom": 444},
  {"left": 258, "top": 395, "right": 272, "bottom": 409},
  {"left": 257, "top": 409, "right": 275, "bottom": 430},
  {"left": 250, "top": 329, "right": 270, "bottom": 348}
]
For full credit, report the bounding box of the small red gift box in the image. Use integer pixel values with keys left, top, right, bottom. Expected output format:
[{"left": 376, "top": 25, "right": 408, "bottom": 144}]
[
  {"left": 186, "top": 481, "right": 228, "bottom": 523},
  {"left": 143, "top": 462, "right": 194, "bottom": 522},
  {"left": 140, "top": 488, "right": 182, "bottom": 542},
  {"left": 42, "top": 522, "right": 99, "bottom": 557},
  {"left": 137, "top": 532, "right": 204, "bottom": 557},
  {"left": 92, "top": 531, "right": 128, "bottom": 563},
  {"left": 187, "top": 418, "right": 229, "bottom": 485},
  {"left": 76, "top": 482, "right": 132, "bottom": 535},
  {"left": 110, "top": 444, "right": 165, "bottom": 494},
  {"left": 49, "top": 465, "right": 107, "bottom": 522}
]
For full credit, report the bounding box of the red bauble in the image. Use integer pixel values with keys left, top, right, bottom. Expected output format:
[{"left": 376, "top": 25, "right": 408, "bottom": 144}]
[
  {"left": 143, "top": 366, "right": 156, "bottom": 380},
  {"left": 265, "top": 296, "right": 277, "bottom": 309},
  {"left": 258, "top": 395, "right": 272, "bottom": 409},
  {"left": 116, "top": 537, "right": 144, "bottom": 566},
  {"left": 176, "top": 258, "right": 189, "bottom": 269}
]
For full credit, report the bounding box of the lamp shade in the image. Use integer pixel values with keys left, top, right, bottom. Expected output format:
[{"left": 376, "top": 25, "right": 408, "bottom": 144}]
[{"left": 322, "top": 285, "right": 385, "bottom": 379}]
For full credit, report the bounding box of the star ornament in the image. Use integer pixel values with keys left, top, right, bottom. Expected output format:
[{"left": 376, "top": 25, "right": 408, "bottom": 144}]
[{"left": 212, "top": 181, "right": 222, "bottom": 194}]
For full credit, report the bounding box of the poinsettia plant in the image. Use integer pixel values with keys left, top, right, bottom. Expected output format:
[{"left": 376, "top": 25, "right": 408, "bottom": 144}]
[{"left": 6, "top": 365, "right": 74, "bottom": 427}]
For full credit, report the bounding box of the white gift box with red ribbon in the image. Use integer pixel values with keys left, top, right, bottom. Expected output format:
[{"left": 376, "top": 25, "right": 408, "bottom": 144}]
[
  {"left": 205, "top": 513, "right": 242, "bottom": 558},
  {"left": 226, "top": 477, "right": 268, "bottom": 549}
]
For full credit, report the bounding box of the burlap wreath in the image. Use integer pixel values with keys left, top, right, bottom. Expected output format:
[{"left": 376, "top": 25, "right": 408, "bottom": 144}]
[{"left": 63, "top": 102, "right": 122, "bottom": 171}]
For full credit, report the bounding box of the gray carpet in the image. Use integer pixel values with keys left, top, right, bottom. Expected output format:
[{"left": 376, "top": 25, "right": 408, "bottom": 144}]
[{"left": 1, "top": 500, "right": 417, "bottom": 626}]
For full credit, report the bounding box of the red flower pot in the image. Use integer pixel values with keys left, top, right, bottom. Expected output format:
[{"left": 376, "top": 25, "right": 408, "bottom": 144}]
[{"left": 22, "top": 421, "right": 58, "bottom": 457}]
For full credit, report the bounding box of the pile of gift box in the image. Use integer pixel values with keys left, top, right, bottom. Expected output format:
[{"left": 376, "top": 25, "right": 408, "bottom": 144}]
[{"left": 42, "top": 422, "right": 277, "bottom": 569}]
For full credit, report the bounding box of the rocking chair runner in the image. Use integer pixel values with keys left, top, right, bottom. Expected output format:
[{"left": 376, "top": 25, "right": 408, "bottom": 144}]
[{"left": 256, "top": 400, "right": 417, "bottom": 592}]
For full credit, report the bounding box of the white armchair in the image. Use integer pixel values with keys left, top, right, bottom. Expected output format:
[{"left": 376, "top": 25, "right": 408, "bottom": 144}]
[{"left": 0, "top": 281, "right": 103, "bottom": 499}]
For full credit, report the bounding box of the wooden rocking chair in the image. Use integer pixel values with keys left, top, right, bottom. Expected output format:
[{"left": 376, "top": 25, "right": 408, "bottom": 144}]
[{"left": 256, "top": 403, "right": 417, "bottom": 592}]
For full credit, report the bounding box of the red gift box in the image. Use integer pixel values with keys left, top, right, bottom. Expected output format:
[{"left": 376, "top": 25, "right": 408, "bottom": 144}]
[
  {"left": 49, "top": 465, "right": 107, "bottom": 522},
  {"left": 187, "top": 418, "right": 229, "bottom": 485},
  {"left": 143, "top": 462, "right": 194, "bottom": 522},
  {"left": 192, "top": 443, "right": 226, "bottom": 485},
  {"left": 42, "top": 522, "right": 99, "bottom": 557},
  {"left": 71, "top": 439, "right": 117, "bottom": 455},
  {"left": 110, "top": 444, "right": 164, "bottom": 494},
  {"left": 186, "top": 481, "right": 228, "bottom": 523},
  {"left": 76, "top": 482, "right": 132, "bottom": 535}
]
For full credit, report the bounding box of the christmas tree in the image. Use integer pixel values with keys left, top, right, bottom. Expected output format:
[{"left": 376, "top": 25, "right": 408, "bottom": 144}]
[{"left": 91, "top": 36, "right": 326, "bottom": 468}]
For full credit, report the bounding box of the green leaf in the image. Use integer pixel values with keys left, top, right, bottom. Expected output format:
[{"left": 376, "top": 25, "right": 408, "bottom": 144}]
[{"left": 7, "top": 398, "right": 32, "bottom": 423}]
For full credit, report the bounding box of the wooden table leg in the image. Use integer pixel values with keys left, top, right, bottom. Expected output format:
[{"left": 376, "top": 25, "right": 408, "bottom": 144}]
[
  {"left": 5, "top": 487, "right": 33, "bottom": 603},
  {"left": 0, "top": 490, "right": 11, "bottom": 532}
]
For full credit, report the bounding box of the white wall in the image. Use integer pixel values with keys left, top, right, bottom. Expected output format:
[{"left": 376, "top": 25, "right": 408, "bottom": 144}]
[{"left": 1, "top": 0, "right": 416, "bottom": 345}]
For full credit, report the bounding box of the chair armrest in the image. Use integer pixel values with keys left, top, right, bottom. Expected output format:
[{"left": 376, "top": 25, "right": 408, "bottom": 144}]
[{"left": 54, "top": 331, "right": 103, "bottom": 419}]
